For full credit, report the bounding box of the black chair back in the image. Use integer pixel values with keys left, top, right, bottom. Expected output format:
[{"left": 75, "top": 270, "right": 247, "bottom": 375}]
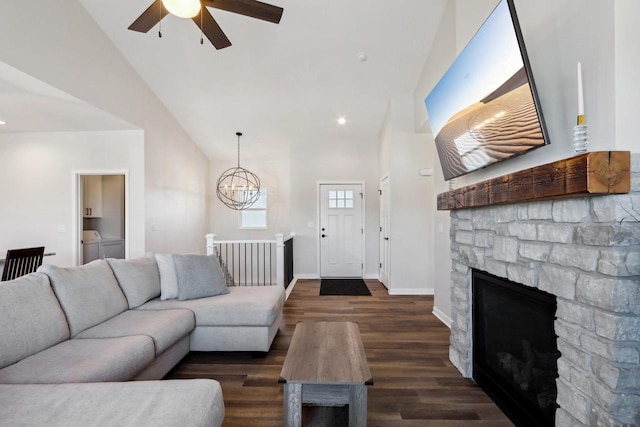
[{"left": 1, "top": 247, "right": 45, "bottom": 281}]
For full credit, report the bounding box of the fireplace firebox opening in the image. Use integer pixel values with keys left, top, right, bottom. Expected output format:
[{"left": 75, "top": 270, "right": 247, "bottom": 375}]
[{"left": 472, "top": 269, "right": 560, "bottom": 426}]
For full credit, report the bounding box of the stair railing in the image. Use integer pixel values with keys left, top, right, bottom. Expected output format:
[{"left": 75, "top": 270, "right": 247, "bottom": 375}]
[{"left": 206, "top": 233, "right": 294, "bottom": 288}]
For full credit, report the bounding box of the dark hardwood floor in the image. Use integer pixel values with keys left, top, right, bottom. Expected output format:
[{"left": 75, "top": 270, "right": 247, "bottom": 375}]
[{"left": 166, "top": 279, "right": 513, "bottom": 426}]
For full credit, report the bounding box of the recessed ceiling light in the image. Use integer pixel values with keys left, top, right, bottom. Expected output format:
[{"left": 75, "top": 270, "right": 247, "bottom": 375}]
[
  {"left": 0, "top": 120, "right": 6, "bottom": 125},
  {"left": 337, "top": 117, "right": 347, "bottom": 125}
]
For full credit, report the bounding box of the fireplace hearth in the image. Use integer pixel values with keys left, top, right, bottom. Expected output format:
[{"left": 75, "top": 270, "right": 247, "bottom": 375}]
[{"left": 473, "top": 269, "right": 559, "bottom": 426}]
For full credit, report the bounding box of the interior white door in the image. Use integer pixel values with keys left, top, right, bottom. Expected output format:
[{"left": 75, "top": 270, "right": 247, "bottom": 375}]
[
  {"left": 319, "top": 184, "right": 363, "bottom": 278},
  {"left": 379, "top": 177, "right": 390, "bottom": 288}
]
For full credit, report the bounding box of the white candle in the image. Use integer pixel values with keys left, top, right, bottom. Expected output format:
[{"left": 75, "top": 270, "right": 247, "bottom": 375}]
[{"left": 577, "top": 62, "right": 584, "bottom": 116}]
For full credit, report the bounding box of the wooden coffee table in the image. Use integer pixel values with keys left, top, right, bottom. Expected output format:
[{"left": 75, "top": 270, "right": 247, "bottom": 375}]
[{"left": 279, "top": 321, "right": 373, "bottom": 427}]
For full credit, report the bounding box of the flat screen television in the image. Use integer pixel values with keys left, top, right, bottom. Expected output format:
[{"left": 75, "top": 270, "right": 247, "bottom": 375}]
[{"left": 425, "top": 0, "right": 549, "bottom": 181}]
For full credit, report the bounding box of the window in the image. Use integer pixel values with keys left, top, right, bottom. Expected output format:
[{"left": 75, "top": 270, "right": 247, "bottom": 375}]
[
  {"left": 328, "top": 190, "right": 354, "bottom": 209},
  {"left": 239, "top": 188, "right": 267, "bottom": 228}
]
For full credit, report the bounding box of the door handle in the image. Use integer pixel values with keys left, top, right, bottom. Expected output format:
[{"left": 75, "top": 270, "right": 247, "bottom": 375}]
[
  {"left": 321, "top": 234, "right": 328, "bottom": 238},
  {"left": 384, "top": 237, "right": 389, "bottom": 241}
]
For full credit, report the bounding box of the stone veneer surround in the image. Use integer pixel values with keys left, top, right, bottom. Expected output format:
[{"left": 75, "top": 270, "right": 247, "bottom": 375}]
[{"left": 448, "top": 154, "right": 640, "bottom": 426}]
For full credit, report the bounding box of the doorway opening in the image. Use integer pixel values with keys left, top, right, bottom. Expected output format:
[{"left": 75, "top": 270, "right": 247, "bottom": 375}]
[
  {"left": 379, "top": 176, "right": 390, "bottom": 289},
  {"left": 73, "top": 171, "right": 129, "bottom": 265}
]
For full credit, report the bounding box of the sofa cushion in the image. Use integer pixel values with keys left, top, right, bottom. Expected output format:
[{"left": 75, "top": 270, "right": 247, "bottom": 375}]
[
  {"left": 155, "top": 253, "right": 179, "bottom": 300},
  {"left": 138, "top": 285, "right": 285, "bottom": 327},
  {"left": 0, "top": 273, "right": 70, "bottom": 369},
  {"left": 173, "top": 254, "right": 228, "bottom": 300},
  {"left": 75, "top": 309, "right": 195, "bottom": 355},
  {"left": 0, "top": 379, "right": 224, "bottom": 427},
  {"left": 39, "top": 260, "right": 128, "bottom": 337},
  {"left": 0, "top": 336, "right": 154, "bottom": 384},
  {"left": 107, "top": 257, "right": 161, "bottom": 308}
]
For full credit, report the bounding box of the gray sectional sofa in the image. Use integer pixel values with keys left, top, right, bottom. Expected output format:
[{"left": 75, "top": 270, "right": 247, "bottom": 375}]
[{"left": 0, "top": 255, "right": 286, "bottom": 426}]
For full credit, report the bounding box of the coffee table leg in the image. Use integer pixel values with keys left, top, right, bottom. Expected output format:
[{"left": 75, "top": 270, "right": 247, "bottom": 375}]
[
  {"left": 283, "top": 383, "right": 302, "bottom": 427},
  {"left": 348, "top": 384, "right": 367, "bottom": 427}
]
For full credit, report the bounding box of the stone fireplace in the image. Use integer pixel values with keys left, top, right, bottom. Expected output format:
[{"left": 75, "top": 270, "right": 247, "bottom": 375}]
[{"left": 444, "top": 153, "right": 639, "bottom": 426}]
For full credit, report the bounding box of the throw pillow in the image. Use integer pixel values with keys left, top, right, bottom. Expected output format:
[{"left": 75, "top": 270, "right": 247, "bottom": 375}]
[
  {"left": 107, "top": 257, "right": 161, "bottom": 309},
  {"left": 173, "top": 254, "right": 228, "bottom": 301},
  {"left": 155, "top": 254, "right": 179, "bottom": 300}
]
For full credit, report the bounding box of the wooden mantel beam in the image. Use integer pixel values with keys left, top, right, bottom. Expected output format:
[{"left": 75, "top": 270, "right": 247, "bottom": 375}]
[{"left": 437, "top": 151, "right": 631, "bottom": 210}]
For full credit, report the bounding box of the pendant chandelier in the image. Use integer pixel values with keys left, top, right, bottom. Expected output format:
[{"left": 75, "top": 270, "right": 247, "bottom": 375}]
[{"left": 216, "top": 132, "right": 261, "bottom": 210}]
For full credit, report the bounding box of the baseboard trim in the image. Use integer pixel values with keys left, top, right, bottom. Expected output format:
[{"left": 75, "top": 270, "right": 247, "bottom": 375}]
[
  {"left": 432, "top": 306, "right": 452, "bottom": 328},
  {"left": 294, "top": 274, "right": 319, "bottom": 280},
  {"left": 295, "top": 274, "right": 380, "bottom": 281},
  {"left": 285, "top": 278, "right": 298, "bottom": 300},
  {"left": 388, "top": 288, "right": 434, "bottom": 296}
]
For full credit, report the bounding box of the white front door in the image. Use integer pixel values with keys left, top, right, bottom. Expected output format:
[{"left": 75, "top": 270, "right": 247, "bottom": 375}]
[
  {"left": 379, "top": 177, "right": 390, "bottom": 288},
  {"left": 319, "top": 184, "right": 363, "bottom": 278}
]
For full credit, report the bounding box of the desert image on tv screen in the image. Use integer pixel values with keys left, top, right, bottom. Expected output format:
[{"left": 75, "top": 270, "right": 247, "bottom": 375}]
[{"left": 425, "top": 0, "right": 546, "bottom": 181}]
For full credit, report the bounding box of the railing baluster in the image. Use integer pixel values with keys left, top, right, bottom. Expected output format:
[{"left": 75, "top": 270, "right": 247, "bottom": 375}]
[
  {"left": 225, "top": 244, "right": 229, "bottom": 285},
  {"left": 269, "top": 243, "right": 273, "bottom": 285}
]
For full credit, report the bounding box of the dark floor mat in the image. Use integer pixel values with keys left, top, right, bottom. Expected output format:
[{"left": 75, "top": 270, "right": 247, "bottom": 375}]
[{"left": 319, "top": 278, "right": 371, "bottom": 296}]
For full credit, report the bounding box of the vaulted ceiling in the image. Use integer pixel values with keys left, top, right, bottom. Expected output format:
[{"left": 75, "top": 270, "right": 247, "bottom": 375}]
[{"left": 2, "top": 0, "right": 448, "bottom": 159}]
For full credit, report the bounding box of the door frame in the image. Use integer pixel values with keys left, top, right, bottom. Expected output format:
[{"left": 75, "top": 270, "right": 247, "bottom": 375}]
[
  {"left": 379, "top": 175, "right": 390, "bottom": 288},
  {"left": 316, "top": 181, "right": 366, "bottom": 278},
  {"left": 72, "top": 169, "right": 130, "bottom": 266}
]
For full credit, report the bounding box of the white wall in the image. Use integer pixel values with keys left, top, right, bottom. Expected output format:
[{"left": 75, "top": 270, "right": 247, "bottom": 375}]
[
  {"left": 378, "top": 97, "right": 439, "bottom": 295},
  {"left": 413, "top": 0, "right": 637, "bottom": 324},
  {"left": 413, "top": 0, "right": 458, "bottom": 323},
  {"left": 614, "top": 0, "right": 640, "bottom": 152},
  {"left": 0, "top": 0, "right": 210, "bottom": 256},
  {"left": 379, "top": 105, "right": 392, "bottom": 177},
  {"left": 387, "top": 132, "right": 435, "bottom": 295},
  {"left": 373, "top": 77, "right": 444, "bottom": 297},
  {"left": 0, "top": 131, "right": 145, "bottom": 267},
  {"left": 290, "top": 135, "right": 380, "bottom": 278},
  {"left": 209, "top": 137, "right": 291, "bottom": 241}
]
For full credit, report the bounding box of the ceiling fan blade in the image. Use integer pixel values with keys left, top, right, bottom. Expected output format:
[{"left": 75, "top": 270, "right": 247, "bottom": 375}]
[
  {"left": 202, "top": 0, "right": 284, "bottom": 24},
  {"left": 128, "top": 0, "right": 169, "bottom": 33},
  {"left": 193, "top": 8, "right": 232, "bottom": 49}
]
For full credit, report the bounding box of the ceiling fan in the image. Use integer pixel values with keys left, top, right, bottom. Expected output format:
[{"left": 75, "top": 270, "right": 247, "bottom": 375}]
[{"left": 128, "top": 0, "right": 284, "bottom": 50}]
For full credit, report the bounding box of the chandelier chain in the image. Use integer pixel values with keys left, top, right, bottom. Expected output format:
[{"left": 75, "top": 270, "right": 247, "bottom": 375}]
[{"left": 237, "top": 133, "right": 241, "bottom": 167}]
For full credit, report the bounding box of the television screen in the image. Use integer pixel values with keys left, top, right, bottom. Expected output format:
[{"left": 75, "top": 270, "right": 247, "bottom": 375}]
[{"left": 425, "top": 0, "right": 549, "bottom": 181}]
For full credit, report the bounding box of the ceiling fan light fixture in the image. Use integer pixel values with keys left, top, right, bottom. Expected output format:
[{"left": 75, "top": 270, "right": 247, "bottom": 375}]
[{"left": 162, "top": 0, "right": 201, "bottom": 19}]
